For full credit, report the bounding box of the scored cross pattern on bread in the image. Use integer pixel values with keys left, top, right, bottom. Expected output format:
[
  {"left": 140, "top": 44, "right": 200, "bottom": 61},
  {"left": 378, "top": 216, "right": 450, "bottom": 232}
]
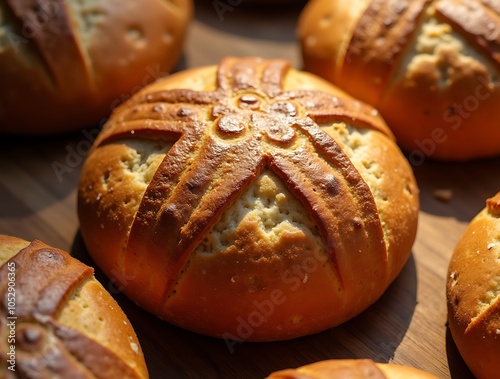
[
  {"left": 298, "top": 0, "right": 500, "bottom": 160},
  {"left": 341, "top": 0, "right": 500, "bottom": 104},
  {"left": 0, "top": 0, "right": 193, "bottom": 134},
  {"left": 0, "top": 236, "right": 148, "bottom": 378}
]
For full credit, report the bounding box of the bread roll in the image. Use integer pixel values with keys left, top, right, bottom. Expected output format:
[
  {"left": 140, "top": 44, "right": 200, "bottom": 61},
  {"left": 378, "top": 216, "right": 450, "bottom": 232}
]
[
  {"left": 0, "top": 235, "right": 148, "bottom": 378},
  {"left": 78, "top": 56, "right": 419, "bottom": 341},
  {"left": 239, "top": 0, "right": 306, "bottom": 5},
  {"left": 266, "top": 359, "right": 439, "bottom": 379},
  {"left": 447, "top": 191, "right": 500, "bottom": 379},
  {"left": 0, "top": 0, "right": 192, "bottom": 134},
  {"left": 298, "top": 0, "right": 500, "bottom": 161}
]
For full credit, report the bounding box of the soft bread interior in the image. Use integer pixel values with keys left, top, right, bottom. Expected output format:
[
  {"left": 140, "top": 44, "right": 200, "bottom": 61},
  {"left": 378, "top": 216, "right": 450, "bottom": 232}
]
[
  {"left": 0, "top": 235, "right": 30, "bottom": 264},
  {"left": 56, "top": 278, "right": 145, "bottom": 373},
  {"left": 389, "top": 7, "right": 500, "bottom": 93},
  {"left": 195, "top": 169, "right": 324, "bottom": 256}
]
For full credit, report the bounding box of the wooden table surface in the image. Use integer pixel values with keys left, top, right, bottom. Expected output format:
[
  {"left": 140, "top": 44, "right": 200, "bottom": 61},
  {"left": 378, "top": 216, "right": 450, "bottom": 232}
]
[{"left": 1, "top": 2, "right": 499, "bottom": 378}]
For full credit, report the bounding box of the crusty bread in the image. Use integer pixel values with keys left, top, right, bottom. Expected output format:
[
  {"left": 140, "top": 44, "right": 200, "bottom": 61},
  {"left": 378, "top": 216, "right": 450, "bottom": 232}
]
[
  {"left": 0, "top": 0, "right": 192, "bottom": 134},
  {"left": 78, "top": 56, "right": 419, "bottom": 341},
  {"left": 0, "top": 235, "right": 148, "bottom": 378},
  {"left": 298, "top": 0, "right": 500, "bottom": 161},
  {"left": 447, "top": 191, "right": 500, "bottom": 379},
  {"left": 241, "top": 0, "right": 306, "bottom": 5},
  {"left": 266, "top": 359, "right": 439, "bottom": 379}
]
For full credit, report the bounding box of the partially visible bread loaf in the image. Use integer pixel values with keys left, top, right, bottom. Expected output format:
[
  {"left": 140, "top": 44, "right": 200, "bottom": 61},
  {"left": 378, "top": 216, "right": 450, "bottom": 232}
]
[
  {"left": 0, "top": 0, "right": 193, "bottom": 134},
  {"left": 78, "top": 56, "right": 419, "bottom": 341},
  {"left": 266, "top": 359, "right": 439, "bottom": 379},
  {"left": 298, "top": 0, "right": 500, "bottom": 161},
  {"left": 241, "top": 0, "right": 306, "bottom": 5},
  {"left": 0, "top": 235, "right": 148, "bottom": 378},
  {"left": 447, "top": 191, "right": 500, "bottom": 379}
]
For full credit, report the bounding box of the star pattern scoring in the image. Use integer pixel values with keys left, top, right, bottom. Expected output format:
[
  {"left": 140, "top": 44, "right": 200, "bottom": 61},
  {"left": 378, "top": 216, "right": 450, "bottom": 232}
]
[{"left": 94, "top": 57, "right": 392, "bottom": 306}]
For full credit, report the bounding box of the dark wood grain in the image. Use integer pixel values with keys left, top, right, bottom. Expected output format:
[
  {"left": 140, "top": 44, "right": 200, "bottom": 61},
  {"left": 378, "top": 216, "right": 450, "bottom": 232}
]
[{"left": 1, "top": 2, "right": 498, "bottom": 378}]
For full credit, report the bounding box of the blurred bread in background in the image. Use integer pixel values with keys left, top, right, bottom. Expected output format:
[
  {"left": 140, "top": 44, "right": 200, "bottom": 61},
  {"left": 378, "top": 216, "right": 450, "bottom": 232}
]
[
  {"left": 298, "top": 0, "right": 500, "bottom": 161},
  {"left": 0, "top": 0, "right": 192, "bottom": 134},
  {"left": 0, "top": 234, "right": 148, "bottom": 378}
]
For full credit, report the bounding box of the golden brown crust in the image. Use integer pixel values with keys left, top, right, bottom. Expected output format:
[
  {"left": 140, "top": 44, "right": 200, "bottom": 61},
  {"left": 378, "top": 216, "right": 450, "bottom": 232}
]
[
  {"left": 266, "top": 359, "right": 439, "bottom": 379},
  {"left": 78, "top": 57, "right": 419, "bottom": 341},
  {"left": 0, "top": 235, "right": 148, "bottom": 378},
  {"left": 447, "top": 191, "right": 500, "bottom": 379},
  {"left": 298, "top": 0, "right": 371, "bottom": 85},
  {"left": 434, "top": 0, "right": 500, "bottom": 65},
  {"left": 0, "top": 0, "right": 193, "bottom": 134},
  {"left": 341, "top": 0, "right": 432, "bottom": 104},
  {"left": 298, "top": 0, "right": 500, "bottom": 160}
]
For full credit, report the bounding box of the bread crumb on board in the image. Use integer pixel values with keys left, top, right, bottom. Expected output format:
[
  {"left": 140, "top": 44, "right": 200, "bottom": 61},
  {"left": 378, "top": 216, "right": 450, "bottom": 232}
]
[{"left": 433, "top": 189, "right": 453, "bottom": 202}]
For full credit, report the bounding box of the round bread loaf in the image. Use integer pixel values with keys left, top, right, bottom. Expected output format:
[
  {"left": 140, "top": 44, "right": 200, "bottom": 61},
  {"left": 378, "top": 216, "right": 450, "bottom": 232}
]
[
  {"left": 78, "top": 56, "right": 419, "bottom": 341},
  {"left": 298, "top": 0, "right": 500, "bottom": 161},
  {"left": 447, "top": 191, "right": 500, "bottom": 379},
  {"left": 0, "top": 0, "right": 192, "bottom": 134},
  {"left": 0, "top": 235, "right": 148, "bottom": 378},
  {"left": 266, "top": 359, "right": 439, "bottom": 379}
]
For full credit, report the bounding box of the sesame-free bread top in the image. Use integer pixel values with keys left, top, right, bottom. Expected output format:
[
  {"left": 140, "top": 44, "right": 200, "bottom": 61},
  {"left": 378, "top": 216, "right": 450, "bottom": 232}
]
[
  {"left": 267, "top": 359, "right": 439, "bottom": 379},
  {"left": 298, "top": 0, "right": 500, "bottom": 160},
  {"left": 0, "top": 0, "right": 192, "bottom": 134},
  {"left": 447, "top": 192, "right": 500, "bottom": 379},
  {"left": 0, "top": 235, "right": 148, "bottom": 378},
  {"left": 78, "top": 56, "right": 419, "bottom": 341}
]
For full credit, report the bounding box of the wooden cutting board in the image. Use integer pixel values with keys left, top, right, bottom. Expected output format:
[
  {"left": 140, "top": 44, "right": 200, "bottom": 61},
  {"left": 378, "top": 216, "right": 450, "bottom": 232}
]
[{"left": 1, "top": 2, "right": 498, "bottom": 378}]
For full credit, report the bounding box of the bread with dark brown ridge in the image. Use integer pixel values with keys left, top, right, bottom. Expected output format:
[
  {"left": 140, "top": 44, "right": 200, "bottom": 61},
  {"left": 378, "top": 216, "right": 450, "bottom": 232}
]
[
  {"left": 0, "top": 0, "right": 192, "bottom": 134},
  {"left": 298, "top": 0, "right": 500, "bottom": 161},
  {"left": 266, "top": 359, "right": 439, "bottom": 379},
  {"left": 447, "top": 191, "right": 500, "bottom": 379},
  {"left": 0, "top": 235, "right": 148, "bottom": 378},
  {"left": 78, "top": 56, "right": 419, "bottom": 342}
]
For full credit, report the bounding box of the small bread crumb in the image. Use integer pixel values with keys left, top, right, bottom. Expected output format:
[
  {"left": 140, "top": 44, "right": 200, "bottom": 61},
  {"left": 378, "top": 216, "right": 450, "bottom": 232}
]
[
  {"left": 433, "top": 189, "right": 453, "bottom": 202},
  {"left": 488, "top": 243, "right": 495, "bottom": 250}
]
